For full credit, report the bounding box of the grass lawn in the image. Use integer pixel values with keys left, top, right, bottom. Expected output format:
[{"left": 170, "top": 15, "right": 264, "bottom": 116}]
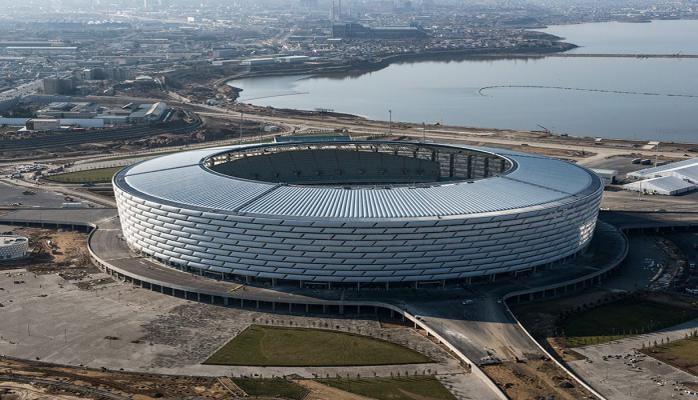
[
  {"left": 204, "top": 325, "right": 432, "bottom": 367},
  {"left": 232, "top": 378, "right": 308, "bottom": 400},
  {"left": 561, "top": 298, "right": 698, "bottom": 347},
  {"left": 641, "top": 336, "right": 698, "bottom": 376},
  {"left": 45, "top": 166, "right": 123, "bottom": 184},
  {"left": 320, "top": 376, "right": 456, "bottom": 400}
]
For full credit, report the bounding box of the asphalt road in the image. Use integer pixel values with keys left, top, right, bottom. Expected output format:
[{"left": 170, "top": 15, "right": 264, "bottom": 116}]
[{"left": 0, "top": 181, "right": 69, "bottom": 208}]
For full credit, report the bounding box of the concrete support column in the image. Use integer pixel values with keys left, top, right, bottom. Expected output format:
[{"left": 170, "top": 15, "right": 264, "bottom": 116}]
[
  {"left": 224, "top": 297, "right": 229, "bottom": 306},
  {"left": 197, "top": 293, "right": 201, "bottom": 302},
  {"left": 305, "top": 304, "right": 309, "bottom": 313},
  {"left": 256, "top": 300, "right": 260, "bottom": 309},
  {"left": 272, "top": 302, "right": 276, "bottom": 311}
]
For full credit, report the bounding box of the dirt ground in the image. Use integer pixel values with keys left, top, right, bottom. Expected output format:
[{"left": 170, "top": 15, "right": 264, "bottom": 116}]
[
  {"left": 295, "top": 379, "right": 372, "bottom": 400},
  {"left": 483, "top": 359, "right": 595, "bottom": 400},
  {"left": 0, "top": 227, "right": 89, "bottom": 270},
  {"left": 0, "top": 382, "right": 86, "bottom": 400},
  {"left": 0, "top": 357, "right": 233, "bottom": 400}
]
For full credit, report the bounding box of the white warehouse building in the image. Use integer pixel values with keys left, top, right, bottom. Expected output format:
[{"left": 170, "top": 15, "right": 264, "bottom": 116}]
[
  {"left": 624, "top": 157, "right": 698, "bottom": 195},
  {"left": 113, "top": 141, "right": 603, "bottom": 288}
]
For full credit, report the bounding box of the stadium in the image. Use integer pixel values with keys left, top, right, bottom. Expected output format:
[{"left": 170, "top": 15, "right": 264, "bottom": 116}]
[{"left": 113, "top": 140, "right": 603, "bottom": 289}]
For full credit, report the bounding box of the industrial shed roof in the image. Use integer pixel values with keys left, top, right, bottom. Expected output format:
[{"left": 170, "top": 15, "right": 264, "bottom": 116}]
[
  {"left": 628, "top": 157, "right": 698, "bottom": 179},
  {"left": 623, "top": 175, "right": 696, "bottom": 195}
]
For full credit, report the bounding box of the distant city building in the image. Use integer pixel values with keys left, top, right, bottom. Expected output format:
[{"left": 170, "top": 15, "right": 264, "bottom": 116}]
[
  {"left": 123, "top": 102, "right": 170, "bottom": 124},
  {"left": 332, "top": 22, "right": 428, "bottom": 39},
  {"left": 4, "top": 46, "right": 78, "bottom": 55},
  {"left": 212, "top": 48, "right": 243, "bottom": 59},
  {"left": 37, "top": 102, "right": 99, "bottom": 119},
  {"left": 240, "top": 57, "right": 277, "bottom": 66},
  {"left": 41, "top": 78, "right": 75, "bottom": 95},
  {"left": 11, "top": 101, "right": 169, "bottom": 132},
  {"left": 26, "top": 119, "right": 61, "bottom": 131}
]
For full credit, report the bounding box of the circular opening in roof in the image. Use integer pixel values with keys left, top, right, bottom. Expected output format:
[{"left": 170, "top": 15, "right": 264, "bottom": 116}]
[{"left": 204, "top": 142, "right": 513, "bottom": 187}]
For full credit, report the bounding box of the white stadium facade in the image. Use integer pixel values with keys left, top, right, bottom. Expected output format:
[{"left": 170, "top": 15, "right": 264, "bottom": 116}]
[
  {"left": 113, "top": 140, "right": 603, "bottom": 289},
  {"left": 0, "top": 235, "right": 29, "bottom": 260}
]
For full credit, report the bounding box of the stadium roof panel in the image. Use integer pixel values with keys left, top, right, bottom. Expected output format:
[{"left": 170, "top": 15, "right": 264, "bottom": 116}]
[{"left": 115, "top": 141, "right": 601, "bottom": 220}]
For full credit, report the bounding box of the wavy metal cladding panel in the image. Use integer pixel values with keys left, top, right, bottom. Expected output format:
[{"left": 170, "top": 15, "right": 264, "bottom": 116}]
[{"left": 115, "top": 189, "right": 599, "bottom": 282}]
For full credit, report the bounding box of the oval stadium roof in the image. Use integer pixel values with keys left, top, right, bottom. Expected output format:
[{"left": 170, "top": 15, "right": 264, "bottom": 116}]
[{"left": 114, "top": 141, "right": 601, "bottom": 220}]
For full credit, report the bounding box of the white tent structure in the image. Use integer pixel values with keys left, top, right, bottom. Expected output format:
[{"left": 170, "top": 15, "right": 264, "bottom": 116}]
[
  {"left": 623, "top": 176, "right": 696, "bottom": 196},
  {"left": 624, "top": 157, "right": 698, "bottom": 196}
]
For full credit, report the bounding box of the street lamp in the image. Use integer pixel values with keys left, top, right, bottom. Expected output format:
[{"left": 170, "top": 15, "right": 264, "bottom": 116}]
[
  {"left": 388, "top": 109, "right": 392, "bottom": 136},
  {"left": 239, "top": 111, "right": 243, "bottom": 144}
]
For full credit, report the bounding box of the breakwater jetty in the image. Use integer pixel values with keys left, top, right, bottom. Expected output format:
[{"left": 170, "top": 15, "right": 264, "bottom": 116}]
[{"left": 478, "top": 85, "right": 698, "bottom": 98}]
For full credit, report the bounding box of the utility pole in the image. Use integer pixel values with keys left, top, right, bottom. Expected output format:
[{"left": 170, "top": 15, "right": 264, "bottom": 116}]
[
  {"left": 239, "top": 111, "right": 244, "bottom": 144},
  {"left": 388, "top": 109, "right": 392, "bottom": 136}
]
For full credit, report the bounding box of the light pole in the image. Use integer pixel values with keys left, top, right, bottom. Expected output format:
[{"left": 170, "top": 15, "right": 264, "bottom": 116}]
[
  {"left": 239, "top": 111, "right": 243, "bottom": 144},
  {"left": 388, "top": 109, "right": 392, "bottom": 136},
  {"left": 422, "top": 122, "right": 426, "bottom": 143}
]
